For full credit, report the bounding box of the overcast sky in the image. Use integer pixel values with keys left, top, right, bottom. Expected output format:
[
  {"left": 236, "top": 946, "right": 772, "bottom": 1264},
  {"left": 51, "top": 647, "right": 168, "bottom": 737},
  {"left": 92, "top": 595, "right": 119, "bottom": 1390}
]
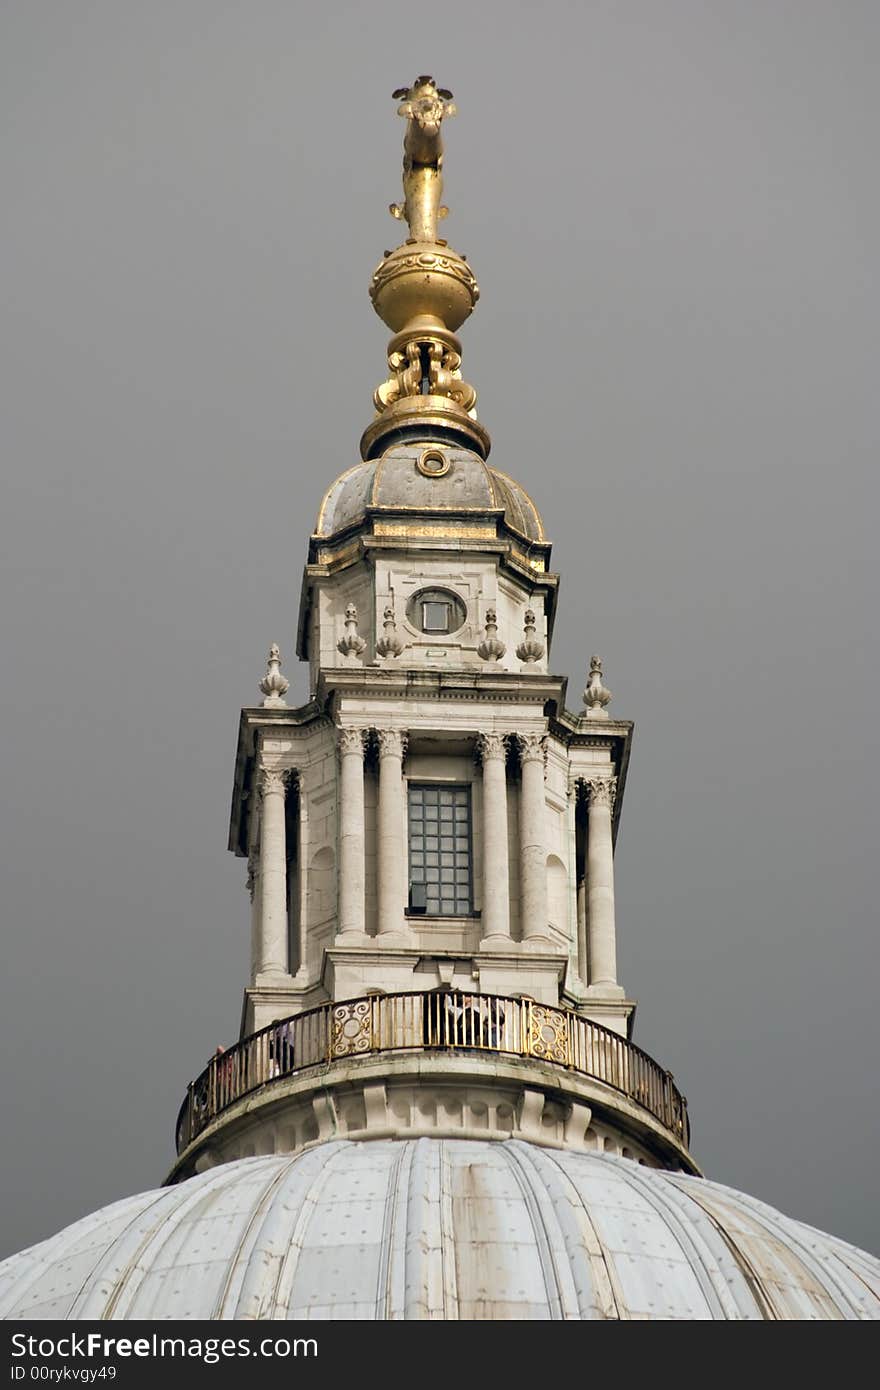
[{"left": 1, "top": 1, "right": 878, "bottom": 1262}]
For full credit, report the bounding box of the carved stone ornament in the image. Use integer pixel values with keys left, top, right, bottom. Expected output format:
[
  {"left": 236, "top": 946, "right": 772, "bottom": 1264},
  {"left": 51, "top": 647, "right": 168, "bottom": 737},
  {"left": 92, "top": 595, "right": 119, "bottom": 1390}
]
[
  {"left": 337, "top": 728, "right": 367, "bottom": 758},
  {"left": 517, "top": 732, "right": 546, "bottom": 766},
  {"left": 375, "top": 604, "right": 406, "bottom": 658},
  {"left": 586, "top": 775, "right": 617, "bottom": 811},
  {"left": 516, "top": 610, "right": 545, "bottom": 664},
  {"left": 376, "top": 729, "right": 408, "bottom": 760},
  {"left": 477, "top": 608, "right": 506, "bottom": 661},
  {"left": 259, "top": 767, "right": 290, "bottom": 798},
  {"left": 476, "top": 731, "right": 508, "bottom": 763},
  {"left": 583, "top": 654, "right": 612, "bottom": 719},
  {"left": 337, "top": 603, "right": 367, "bottom": 658},
  {"left": 258, "top": 642, "right": 290, "bottom": 707}
]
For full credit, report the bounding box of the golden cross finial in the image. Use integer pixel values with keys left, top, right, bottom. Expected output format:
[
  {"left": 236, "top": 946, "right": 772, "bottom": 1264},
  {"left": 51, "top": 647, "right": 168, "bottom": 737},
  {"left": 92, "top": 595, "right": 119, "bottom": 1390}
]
[{"left": 389, "top": 76, "right": 456, "bottom": 243}]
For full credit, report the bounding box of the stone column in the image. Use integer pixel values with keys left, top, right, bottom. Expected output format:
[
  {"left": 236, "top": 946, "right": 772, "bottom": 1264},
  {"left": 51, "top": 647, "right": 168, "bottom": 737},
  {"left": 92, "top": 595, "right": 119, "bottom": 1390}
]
[
  {"left": 517, "top": 734, "right": 549, "bottom": 942},
  {"left": 247, "top": 846, "right": 261, "bottom": 986},
  {"left": 576, "top": 872, "right": 589, "bottom": 986},
  {"left": 376, "top": 729, "right": 408, "bottom": 937},
  {"left": 258, "top": 767, "right": 290, "bottom": 976},
  {"left": 586, "top": 774, "right": 620, "bottom": 991},
  {"left": 337, "top": 728, "right": 367, "bottom": 940},
  {"left": 478, "top": 733, "right": 511, "bottom": 944}
]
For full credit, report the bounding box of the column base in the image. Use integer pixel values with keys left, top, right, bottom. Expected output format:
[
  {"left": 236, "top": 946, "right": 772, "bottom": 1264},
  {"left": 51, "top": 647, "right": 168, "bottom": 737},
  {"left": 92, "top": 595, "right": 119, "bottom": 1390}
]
[
  {"left": 253, "top": 968, "right": 293, "bottom": 986},
  {"left": 479, "top": 933, "right": 515, "bottom": 951},
  {"left": 333, "top": 930, "right": 371, "bottom": 947},
  {"left": 521, "top": 933, "right": 555, "bottom": 951},
  {"left": 583, "top": 981, "right": 626, "bottom": 999}
]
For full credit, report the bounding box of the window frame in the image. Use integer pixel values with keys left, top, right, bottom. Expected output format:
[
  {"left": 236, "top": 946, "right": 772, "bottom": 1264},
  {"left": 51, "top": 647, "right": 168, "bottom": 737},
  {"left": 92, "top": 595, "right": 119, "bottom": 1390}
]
[
  {"left": 406, "top": 587, "right": 467, "bottom": 637},
  {"left": 406, "top": 781, "right": 474, "bottom": 918}
]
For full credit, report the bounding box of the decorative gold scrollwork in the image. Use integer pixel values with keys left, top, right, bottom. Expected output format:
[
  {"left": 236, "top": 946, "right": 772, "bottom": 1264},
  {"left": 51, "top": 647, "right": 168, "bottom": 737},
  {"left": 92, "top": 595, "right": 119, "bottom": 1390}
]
[
  {"left": 330, "top": 1000, "right": 373, "bottom": 1058},
  {"left": 528, "top": 1005, "right": 569, "bottom": 1065}
]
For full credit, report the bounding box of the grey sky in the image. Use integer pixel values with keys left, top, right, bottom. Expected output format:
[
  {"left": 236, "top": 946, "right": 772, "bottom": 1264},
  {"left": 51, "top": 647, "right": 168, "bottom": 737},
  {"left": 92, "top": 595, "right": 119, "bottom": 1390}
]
[{"left": 1, "top": 0, "right": 877, "bottom": 1260}]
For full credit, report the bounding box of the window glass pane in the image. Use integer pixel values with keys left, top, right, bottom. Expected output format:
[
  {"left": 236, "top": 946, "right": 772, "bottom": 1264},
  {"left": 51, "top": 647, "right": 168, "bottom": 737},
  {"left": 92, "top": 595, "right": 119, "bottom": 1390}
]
[
  {"left": 422, "top": 601, "right": 450, "bottom": 632},
  {"left": 409, "top": 783, "right": 472, "bottom": 916}
]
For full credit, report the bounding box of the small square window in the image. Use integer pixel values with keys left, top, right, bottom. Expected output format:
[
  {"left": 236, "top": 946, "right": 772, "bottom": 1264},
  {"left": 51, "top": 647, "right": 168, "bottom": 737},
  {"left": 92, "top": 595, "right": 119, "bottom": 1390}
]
[{"left": 422, "top": 601, "right": 450, "bottom": 632}]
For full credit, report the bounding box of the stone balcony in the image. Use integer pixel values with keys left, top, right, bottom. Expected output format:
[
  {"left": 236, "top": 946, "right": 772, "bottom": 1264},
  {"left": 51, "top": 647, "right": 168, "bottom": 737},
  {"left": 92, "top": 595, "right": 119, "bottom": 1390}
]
[{"left": 171, "top": 992, "right": 695, "bottom": 1181}]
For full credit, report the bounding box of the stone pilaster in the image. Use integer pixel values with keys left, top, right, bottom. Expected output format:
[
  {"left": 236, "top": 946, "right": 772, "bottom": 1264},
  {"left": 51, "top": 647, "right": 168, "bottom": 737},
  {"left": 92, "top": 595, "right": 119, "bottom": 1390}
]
[
  {"left": 337, "top": 728, "right": 368, "bottom": 941},
  {"left": 478, "top": 733, "right": 511, "bottom": 945},
  {"left": 517, "top": 734, "right": 550, "bottom": 943}
]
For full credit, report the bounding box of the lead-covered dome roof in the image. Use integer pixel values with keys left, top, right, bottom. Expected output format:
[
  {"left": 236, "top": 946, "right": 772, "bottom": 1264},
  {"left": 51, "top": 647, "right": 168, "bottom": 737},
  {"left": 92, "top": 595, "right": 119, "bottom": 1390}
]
[
  {"left": 2, "top": 1140, "right": 877, "bottom": 1321},
  {"left": 315, "top": 445, "right": 545, "bottom": 543}
]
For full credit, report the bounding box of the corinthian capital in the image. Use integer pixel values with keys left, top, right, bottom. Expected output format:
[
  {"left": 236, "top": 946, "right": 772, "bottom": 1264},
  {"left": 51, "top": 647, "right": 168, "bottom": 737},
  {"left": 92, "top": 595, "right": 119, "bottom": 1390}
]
[
  {"left": 375, "top": 728, "right": 408, "bottom": 760},
  {"left": 258, "top": 766, "right": 291, "bottom": 797},
  {"left": 586, "top": 774, "right": 617, "bottom": 811},
  {"left": 477, "top": 731, "right": 508, "bottom": 763},
  {"left": 337, "top": 727, "right": 367, "bottom": 758},
  {"left": 516, "top": 732, "right": 546, "bottom": 766}
]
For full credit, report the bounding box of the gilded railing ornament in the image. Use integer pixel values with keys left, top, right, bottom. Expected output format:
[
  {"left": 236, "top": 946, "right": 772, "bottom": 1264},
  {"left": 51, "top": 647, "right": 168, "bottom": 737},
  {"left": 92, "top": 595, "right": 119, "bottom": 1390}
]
[
  {"left": 362, "top": 78, "right": 488, "bottom": 461},
  {"left": 528, "top": 1005, "right": 570, "bottom": 1066},
  {"left": 330, "top": 1000, "right": 373, "bottom": 1058}
]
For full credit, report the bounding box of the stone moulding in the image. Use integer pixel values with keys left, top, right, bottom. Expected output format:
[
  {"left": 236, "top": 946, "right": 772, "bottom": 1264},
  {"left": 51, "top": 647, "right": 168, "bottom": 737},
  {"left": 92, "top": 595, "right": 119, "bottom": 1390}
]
[{"left": 169, "top": 1049, "right": 698, "bottom": 1186}]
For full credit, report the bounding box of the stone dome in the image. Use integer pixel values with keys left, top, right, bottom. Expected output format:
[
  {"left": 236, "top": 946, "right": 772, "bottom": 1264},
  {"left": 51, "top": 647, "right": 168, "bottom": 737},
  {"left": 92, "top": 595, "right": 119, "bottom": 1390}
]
[
  {"left": 2, "top": 1140, "right": 877, "bottom": 1320},
  {"left": 315, "top": 444, "right": 545, "bottom": 543}
]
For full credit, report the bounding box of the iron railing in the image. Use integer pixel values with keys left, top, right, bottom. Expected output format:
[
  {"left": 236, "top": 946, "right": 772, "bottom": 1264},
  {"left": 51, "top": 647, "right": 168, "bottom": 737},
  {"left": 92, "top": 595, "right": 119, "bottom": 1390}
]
[{"left": 175, "top": 991, "right": 689, "bottom": 1153}]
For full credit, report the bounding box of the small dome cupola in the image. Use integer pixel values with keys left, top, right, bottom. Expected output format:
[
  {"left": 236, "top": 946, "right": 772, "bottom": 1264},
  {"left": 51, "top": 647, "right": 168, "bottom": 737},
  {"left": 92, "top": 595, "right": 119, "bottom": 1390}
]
[{"left": 314, "top": 447, "right": 546, "bottom": 545}]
